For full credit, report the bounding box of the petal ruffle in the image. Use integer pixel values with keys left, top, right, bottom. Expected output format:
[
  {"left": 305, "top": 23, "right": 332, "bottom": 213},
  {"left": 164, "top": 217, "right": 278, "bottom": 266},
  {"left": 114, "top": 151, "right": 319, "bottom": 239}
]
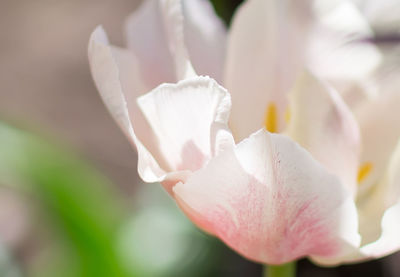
[
  {"left": 224, "top": 0, "right": 311, "bottom": 140},
  {"left": 89, "top": 27, "right": 233, "bottom": 191},
  {"left": 286, "top": 71, "right": 360, "bottom": 194},
  {"left": 174, "top": 130, "right": 360, "bottom": 265},
  {"left": 137, "top": 76, "right": 234, "bottom": 192}
]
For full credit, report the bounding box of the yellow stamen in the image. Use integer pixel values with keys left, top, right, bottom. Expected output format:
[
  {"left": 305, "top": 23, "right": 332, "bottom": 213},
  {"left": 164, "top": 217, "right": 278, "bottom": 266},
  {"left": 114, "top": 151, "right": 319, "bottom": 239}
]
[
  {"left": 285, "top": 107, "right": 291, "bottom": 124},
  {"left": 357, "top": 162, "right": 373, "bottom": 184},
  {"left": 264, "top": 103, "right": 278, "bottom": 133}
]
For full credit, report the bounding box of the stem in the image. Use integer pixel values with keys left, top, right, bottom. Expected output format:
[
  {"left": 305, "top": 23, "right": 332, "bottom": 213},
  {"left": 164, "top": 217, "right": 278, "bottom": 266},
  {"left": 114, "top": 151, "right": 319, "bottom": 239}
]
[{"left": 263, "top": 262, "right": 296, "bottom": 277}]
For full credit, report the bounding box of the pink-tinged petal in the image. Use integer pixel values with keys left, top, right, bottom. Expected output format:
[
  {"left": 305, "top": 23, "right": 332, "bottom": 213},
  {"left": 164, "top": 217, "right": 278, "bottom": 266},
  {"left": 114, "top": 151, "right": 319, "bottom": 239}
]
[
  {"left": 355, "top": 89, "right": 400, "bottom": 198},
  {"left": 88, "top": 26, "right": 167, "bottom": 182},
  {"left": 182, "top": 0, "right": 227, "bottom": 83},
  {"left": 224, "top": 0, "right": 311, "bottom": 140},
  {"left": 174, "top": 130, "right": 360, "bottom": 265},
  {"left": 125, "top": 0, "right": 195, "bottom": 89},
  {"left": 137, "top": 76, "right": 234, "bottom": 192},
  {"left": 286, "top": 71, "right": 360, "bottom": 194}
]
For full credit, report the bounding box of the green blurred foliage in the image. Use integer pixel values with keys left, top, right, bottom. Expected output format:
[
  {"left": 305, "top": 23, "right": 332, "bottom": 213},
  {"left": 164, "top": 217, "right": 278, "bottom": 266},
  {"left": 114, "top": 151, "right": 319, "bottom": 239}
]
[
  {"left": 0, "top": 123, "right": 133, "bottom": 277},
  {"left": 0, "top": 123, "right": 233, "bottom": 277}
]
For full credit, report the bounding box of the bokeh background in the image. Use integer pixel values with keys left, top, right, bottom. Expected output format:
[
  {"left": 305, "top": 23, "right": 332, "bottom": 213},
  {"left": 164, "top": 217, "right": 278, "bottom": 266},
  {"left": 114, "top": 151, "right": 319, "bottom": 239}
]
[{"left": 0, "top": 0, "right": 399, "bottom": 276}]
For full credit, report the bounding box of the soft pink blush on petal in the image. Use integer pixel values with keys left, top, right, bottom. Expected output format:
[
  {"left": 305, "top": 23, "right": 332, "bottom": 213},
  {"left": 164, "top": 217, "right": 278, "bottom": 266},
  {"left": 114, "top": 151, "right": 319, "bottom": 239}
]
[{"left": 174, "top": 130, "right": 360, "bottom": 265}]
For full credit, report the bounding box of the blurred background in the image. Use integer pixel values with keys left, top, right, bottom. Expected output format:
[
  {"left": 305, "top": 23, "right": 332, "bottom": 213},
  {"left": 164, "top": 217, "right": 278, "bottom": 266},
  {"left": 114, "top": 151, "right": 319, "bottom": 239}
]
[{"left": 0, "top": 0, "right": 399, "bottom": 276}]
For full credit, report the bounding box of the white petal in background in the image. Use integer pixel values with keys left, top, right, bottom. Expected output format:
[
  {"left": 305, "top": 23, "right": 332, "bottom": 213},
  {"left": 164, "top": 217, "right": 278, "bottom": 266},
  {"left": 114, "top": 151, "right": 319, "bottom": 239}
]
[
  {"left": 286, "top": 71, "right": 360, "bottom": 194},
  {"left": 174, "top": 130, "right": 360, "bottom": 265},
  {"left": 224, "top": 0, "right": 312, "bottom": 140},
  {"left": 182, "top": 0, "right": 227, "bottom": 83},
  {"left": 356, "top": 90, "right": 400, "bottom": 198},
  {"left": 308, "top": 0, "right": 382, "bottom": 102},
  {"left": 345, "top": 140, "right": 400, "bottom": 262},
  {"left": 125, "top": 0, "right": 195, "bottom": 89},
  {"left": 352, "top": 0, "right": 400, "bottom": 33}
]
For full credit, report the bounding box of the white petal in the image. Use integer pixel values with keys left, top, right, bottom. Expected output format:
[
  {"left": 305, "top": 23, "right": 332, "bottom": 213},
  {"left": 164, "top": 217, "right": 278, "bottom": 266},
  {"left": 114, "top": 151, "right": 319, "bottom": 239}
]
[
  {"left": 336, "top": 140, "right": 400, "bottom": 263},
  {"left": 360, "top": 203, "right": 400, "bottom": 259},
  {"left": 359, "top": 140, "right": 400, "bottom": 254},
  {"left": 182, "top": 0, "right": 227, "bottom": 83},
  {"left": 224, "top": 0, "right": 312, "bottom": 140},
  {"left": 125, "top": 0, "right": 195, "bottom": 89},
  {"left": 352, "top": 0, "right": 400, "bottom": 32},
  {"left": 286, "top": 71, "right": 361, "bottom": 194},
  {"left": 137, "top": 76, "right": 234, "bottom": 189},
  {"left": 88, "top": 26, "right": 166, "bottom": 182},
  {"left": 356, "top": 90, "right": 400, "bottom": 197},
  {"left": 174, "top": 130, "right": 360, "bottom": 265},
  {"left": 308, "top": 1, "right": 382, "bottom": 95}
]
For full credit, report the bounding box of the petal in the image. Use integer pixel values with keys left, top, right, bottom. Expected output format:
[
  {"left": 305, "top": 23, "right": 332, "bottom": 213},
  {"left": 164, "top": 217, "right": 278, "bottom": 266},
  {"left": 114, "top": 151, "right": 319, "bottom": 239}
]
[
  {"left": 124, "top": 0, "right": 195, "bottom": 89},
  {"left": 310, "top": 0, "right": 378, "bottom": 74},
  {"left": 286, "top": 71, "right": 361, "bottom": 194},
  {"left": 332, "top": 140, "right": 400, "bottom": 263},
  {"left": 137, "top": 76, "right": 234, "bottom": 192},
  {"left": 356, "top": 140, "right": 400, "bottom": 259},
  {"left": 182, "top": 0, "right": 227, "bottom": 83},
  {"left": 356, "top": 89, "right": 400, "bottom": 198},
  {"left": 353, "top": 0, "right": 400, "bottom": 32},
  {"left": 308, "top": 1, "right": 382, "bottom": 109},
  {"left": 224, "top": 0, "right": 312, "bottom": 140},
  {"left": 174, "top": 130, "right": 360, "bottom": 265},
  {"left": 88, "top": 26, "right": 166, "bottom": 182}
]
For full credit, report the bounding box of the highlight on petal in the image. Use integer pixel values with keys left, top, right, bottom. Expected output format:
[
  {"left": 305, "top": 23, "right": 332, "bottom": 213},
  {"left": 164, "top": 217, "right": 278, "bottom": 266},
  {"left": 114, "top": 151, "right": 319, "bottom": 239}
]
[
  {"left": 137, "top": 76, "right": 234, "bottom": 192},
  {"left": 174, "top": 130, "right": 360, "bottom": 265},
  {"left": 182, "top": 0, "right": 227, "bottom": 83},
  {"left": 224, "top": 0, "right": 312, "bottom": 141},
  {"left": 286, "top": 71, "right": 361, "bottom": 194},
  {"left": 88, "top": 26, "right": 166, "bottom": 182},
  {"left": 124, "top": 0, "right": 195, "bottom": 89}
]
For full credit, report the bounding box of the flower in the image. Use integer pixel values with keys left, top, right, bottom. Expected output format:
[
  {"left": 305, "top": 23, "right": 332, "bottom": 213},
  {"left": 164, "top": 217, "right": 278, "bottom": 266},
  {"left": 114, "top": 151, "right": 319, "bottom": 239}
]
[{"left": 88, "top": 0, "right": 400, "bottom": 266}]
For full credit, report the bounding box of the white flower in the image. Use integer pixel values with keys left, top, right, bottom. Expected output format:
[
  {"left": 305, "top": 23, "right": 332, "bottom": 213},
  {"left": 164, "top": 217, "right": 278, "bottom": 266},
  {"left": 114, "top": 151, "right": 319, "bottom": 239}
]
[{"left": 88, "top": 0, "right": 400, "bottom": 266}]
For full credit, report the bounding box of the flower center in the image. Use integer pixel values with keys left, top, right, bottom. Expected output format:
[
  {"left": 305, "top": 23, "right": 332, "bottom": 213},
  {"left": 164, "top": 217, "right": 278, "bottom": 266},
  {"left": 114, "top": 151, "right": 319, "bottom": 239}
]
[
  {"left": 264, "top": 103, "right": 278, "bottom": 133},
  {"left": 357, "top": 162, "right": 373, "bottom": 184}
]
